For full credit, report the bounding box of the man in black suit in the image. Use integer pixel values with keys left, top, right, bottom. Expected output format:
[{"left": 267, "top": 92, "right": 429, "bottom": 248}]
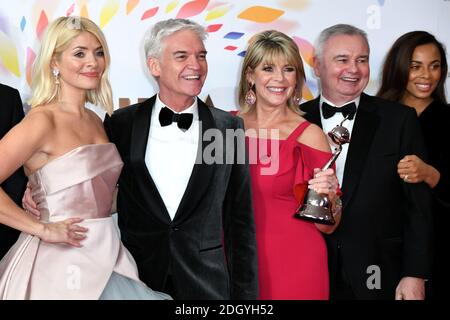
[
  {"left": 104, "top": 19, "right": 258, "bottom": 299},
  {"left": 300, "top": 24, "right": 432, "bottom": 299},
  {"left": 0, "top": 83, "right": 27, "bottom": 259}
]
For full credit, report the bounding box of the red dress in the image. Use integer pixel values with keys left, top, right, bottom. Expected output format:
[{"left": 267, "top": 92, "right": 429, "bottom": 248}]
[{"left": 248, "top": 121, "right": 331, "bottom": 300}]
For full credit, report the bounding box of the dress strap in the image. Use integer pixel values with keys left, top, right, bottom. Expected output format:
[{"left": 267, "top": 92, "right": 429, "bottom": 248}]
[{"left": 286, "top": 121, "right": 311, "bottom": 143}]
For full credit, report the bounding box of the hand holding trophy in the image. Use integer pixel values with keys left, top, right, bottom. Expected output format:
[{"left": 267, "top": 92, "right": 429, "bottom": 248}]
[{"left": 294, "top": 115, "right": 351, "bottom": 225}]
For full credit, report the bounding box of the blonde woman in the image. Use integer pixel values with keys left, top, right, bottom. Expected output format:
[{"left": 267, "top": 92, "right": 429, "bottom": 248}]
[
  {"left": 0, "top": 16, "right": 170, "bottom": 300},
  {"left": 235, "top": 30, "right": 341, "bottom": 299}
]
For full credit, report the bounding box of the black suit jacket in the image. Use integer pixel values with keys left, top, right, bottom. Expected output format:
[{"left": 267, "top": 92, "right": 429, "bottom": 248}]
[
  {"left": 104, "top": 96, "right": 258, "bottom": 299},
  {"left": 301, "top": 93, "right": 433, "bottom": 299},
  {"left": 0, "top": 84, "right": 27, "bottom": 258}
]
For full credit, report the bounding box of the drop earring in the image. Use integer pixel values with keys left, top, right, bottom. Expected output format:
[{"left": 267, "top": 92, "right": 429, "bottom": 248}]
[
  {"left": 52, "top": 69, "right": 60, "bottom": 85},
  {"left": 245, "top": 83, "right": 256, "bottom": 106},
  {"left": 292, "top": 94, "right": 301, "bottom": 105},
  {"left": 291, "top": 86, "right": 301, "bottom": 105}
]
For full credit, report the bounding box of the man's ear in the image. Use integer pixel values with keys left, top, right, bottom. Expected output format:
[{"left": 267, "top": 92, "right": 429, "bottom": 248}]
[
  {"left": 147, "top": 57, "right": 161, "bottom": 77},
  {"left": 312, "top": 56, "right": 321, "bottom": 77}
]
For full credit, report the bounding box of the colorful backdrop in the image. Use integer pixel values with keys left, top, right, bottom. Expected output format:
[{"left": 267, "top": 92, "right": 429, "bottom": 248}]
[{"left": 1, "top": 0, "right": 449, "bottom": 113}]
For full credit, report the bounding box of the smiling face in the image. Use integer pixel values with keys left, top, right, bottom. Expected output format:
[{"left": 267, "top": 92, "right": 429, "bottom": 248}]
[
  {"left": 314, "top": 34, "right": 370, "bottom": 106},
  {"left": 53, "top": 31, "right": 105, "bottom": 95},
  {"left": 247, "top": 55, "right": 297, "bottom": 110},
  {"left": 402, "top": 43, "right": 442, "bottom": 107},
  {"left": 147, "top": 29, "right": 208, "bottom": 110}
]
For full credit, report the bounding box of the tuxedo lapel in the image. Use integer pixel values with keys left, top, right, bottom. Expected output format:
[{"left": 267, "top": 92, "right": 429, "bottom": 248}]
[
  {"left": 341, "top": 93, "right": 379, "bottom": 208},
  {"left": 173, "top": 98, "right": 215, "bottom": 224},
  {"left": 302, "top": 95, "right": 379, "bottom": 209},
  {"left": 301, "top": 97, "right": 323, "bottom": 128},
  {"left": 130, "top": 96, "right": 171, "bottom": 224}
]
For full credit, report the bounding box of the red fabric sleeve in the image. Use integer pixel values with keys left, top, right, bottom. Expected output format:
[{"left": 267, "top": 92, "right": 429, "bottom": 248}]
[{"left": 293, "top": 143, "right": 342, "bottom": 203}]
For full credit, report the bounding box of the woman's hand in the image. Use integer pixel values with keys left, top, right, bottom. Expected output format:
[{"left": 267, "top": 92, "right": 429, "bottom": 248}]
[
  {"left": 38, "top": 217, "right": 88, "bottom": 247},
  {"left": 397, "top": 155, "right": 441, "bottom": 188},
  {"left": 22, "top": 182, "right": 41, "bottom": 219},
  {"left": 308, "top": 168, "right": 339, "bottom": 200},
  {"left": 308, "top": 168, "right": 341, "bottom": 234}
]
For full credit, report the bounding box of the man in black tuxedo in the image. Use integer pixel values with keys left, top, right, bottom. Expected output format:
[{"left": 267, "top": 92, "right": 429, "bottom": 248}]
[
  {"left": 104, "top": 19, "right": 258, "bottom": 299},
  {"left": 300, "top": 24, "right": 432, "bottom": 299},
  {"left": 0, "top": 83, "right": 27, "bottom": 258}
]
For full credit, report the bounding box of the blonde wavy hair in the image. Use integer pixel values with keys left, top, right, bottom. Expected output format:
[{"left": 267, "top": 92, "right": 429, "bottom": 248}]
[
  {"left": 29, "top": 16, "right": 113, "bottom": 114},
  {"left": 238, "top": 30, "right": 305, "bottom": 115}
]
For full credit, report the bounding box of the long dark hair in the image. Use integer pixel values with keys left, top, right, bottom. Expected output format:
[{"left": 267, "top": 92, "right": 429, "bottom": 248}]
[{"left": 377, "top": 31, "right": 447, "bottom": 104}]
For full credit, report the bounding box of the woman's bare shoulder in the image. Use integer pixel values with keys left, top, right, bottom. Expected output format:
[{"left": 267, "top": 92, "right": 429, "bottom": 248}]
[
  {"left": 25, "top": 104, "right": 56, "bottom": 122},
  {"left": 297, "top": 122, "right": 331, "bottom": 153},
  {"left": 0, "top": 105, "right": 56, "bottom": 177},
  {"left": 20, "top": 105, "right": 56, "bottom": 134}
]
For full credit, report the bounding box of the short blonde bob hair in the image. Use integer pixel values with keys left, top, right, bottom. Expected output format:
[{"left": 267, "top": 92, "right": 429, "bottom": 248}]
[
  {"left": 29, "top": 16, "right": 113, "bottom": 114},
  {"left": 238, "top": 30, "right": 305, "bottom": 115}
]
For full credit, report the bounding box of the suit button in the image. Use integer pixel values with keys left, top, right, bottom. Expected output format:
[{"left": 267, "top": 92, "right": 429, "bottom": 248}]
[{"left": 172, "top": 226, "right": 179, "bottom": 231}]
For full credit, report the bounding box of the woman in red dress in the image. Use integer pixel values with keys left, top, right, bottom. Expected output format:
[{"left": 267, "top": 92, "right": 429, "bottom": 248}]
[{"left": 235, "top": 30, "right": 341, "bottom": 299}]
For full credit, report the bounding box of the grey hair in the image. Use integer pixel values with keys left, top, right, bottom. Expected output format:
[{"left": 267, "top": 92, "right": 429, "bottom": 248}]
[
  {"left": 315, "top": 24, "right": 369, "bottom": 60},
  {"left": 144, "top": 18, "right": 207, "bottom": 59}
]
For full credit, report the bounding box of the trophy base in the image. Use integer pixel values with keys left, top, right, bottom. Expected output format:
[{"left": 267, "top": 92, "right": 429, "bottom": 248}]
[{"left": 294, "top": 204, "right": 335, "bottom": 225}]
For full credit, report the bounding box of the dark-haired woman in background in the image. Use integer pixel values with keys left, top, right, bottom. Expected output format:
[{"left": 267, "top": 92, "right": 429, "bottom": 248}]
[{"left": 377, "top": 31, "right": 449, "bottom": 299}]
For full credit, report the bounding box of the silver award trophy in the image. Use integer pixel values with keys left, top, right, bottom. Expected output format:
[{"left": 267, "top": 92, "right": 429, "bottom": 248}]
[{"left": 294, "top": 116, "right": 351, "bottom": 225}]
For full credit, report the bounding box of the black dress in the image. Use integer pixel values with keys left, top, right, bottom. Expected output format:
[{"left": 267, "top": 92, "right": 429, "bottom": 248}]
[{"left": 419, "top": 100, "right": 450, "bottom": 300}]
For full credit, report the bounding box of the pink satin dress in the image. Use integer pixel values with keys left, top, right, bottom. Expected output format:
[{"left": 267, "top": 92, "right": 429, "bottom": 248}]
[{"left": 0, "top": 143, "right": 170, "bottom": 300}]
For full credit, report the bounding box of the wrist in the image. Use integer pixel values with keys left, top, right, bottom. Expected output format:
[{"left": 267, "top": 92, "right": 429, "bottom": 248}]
[
  {"left": 33, "top": 221, "right": 46, "bottom": 239},
  {"left": 332, "top": 197, "right": 342, "bottom": 217},
  {"left": 424, "top": 165, "right": 440, "bottom": 188}
]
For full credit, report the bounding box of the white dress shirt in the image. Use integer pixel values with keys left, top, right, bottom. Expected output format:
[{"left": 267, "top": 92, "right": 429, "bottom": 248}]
[
  {"left": 145, "top": 95, "right": 199, "bottom": 220},
  {"left": 319, "top": 95, "right": 360, "bottom": 186}
]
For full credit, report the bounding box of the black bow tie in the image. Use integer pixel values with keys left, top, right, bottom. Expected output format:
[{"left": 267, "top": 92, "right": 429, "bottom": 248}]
[
  {"left": 322, "top": 102, "right": 357, "bottom": 120},
  {"left": 159, "top": 106, "right": 193, "bottom": 131}
]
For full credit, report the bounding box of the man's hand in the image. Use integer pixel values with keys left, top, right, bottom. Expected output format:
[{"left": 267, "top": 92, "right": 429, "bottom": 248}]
[
  {"left": 395, "top": 276, "right": 425, "bottom": 300},
  {"left": 22, "top": 182, "right": 41, "bottom": 219}
]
